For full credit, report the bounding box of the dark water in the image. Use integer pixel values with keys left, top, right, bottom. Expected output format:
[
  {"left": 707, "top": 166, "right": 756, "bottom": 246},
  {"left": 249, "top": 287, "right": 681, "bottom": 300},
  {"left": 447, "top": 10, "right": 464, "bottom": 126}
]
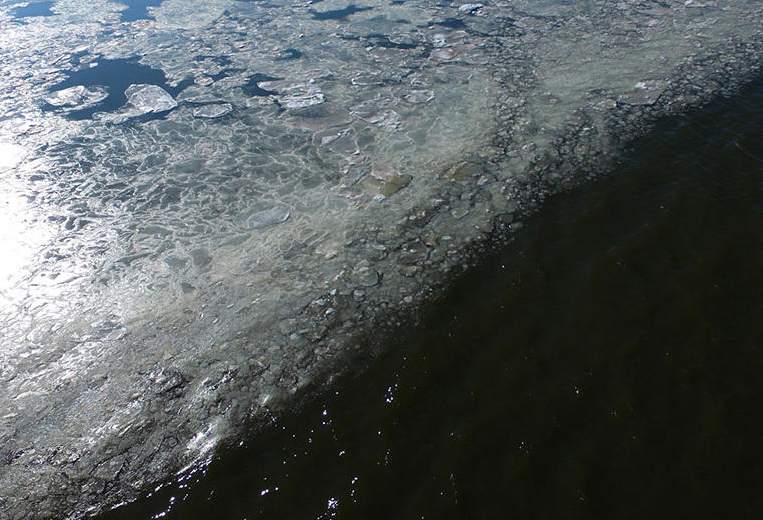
[
  {"left": 99, "top": 81, "right": 763, "bottom": 519},
  {"left": 310, "top": 5, "right": 373, "bottom": 20},
  {"left": 45, "top": 58, "right": 190, "bottom": 120},
  {"left": 115, "top": 0, "right": 167, "bottom": 22},
  {"left": 10, "top": 0, "right": 55, "bottom": 19}
]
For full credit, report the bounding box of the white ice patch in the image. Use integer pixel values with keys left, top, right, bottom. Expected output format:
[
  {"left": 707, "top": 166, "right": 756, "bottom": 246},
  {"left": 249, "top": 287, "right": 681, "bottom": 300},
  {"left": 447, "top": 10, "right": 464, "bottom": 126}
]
[
  {"left": 280, "top": 89, "right": 325, "bottom": 109},
  {"left": 125, "top": 84, "right": 177, "bottom": 114},
  {"left": 184, "top": 416, "right": 223, "bottom": 466},
  {"left": 43, "top": 85, "right": 108, "bottom": 108},
  {"left": 96, "top": 84, "right": 177, "bottom": 123},
  {"left": 458, "top": 3, "right": 484, "bottom": 13}
]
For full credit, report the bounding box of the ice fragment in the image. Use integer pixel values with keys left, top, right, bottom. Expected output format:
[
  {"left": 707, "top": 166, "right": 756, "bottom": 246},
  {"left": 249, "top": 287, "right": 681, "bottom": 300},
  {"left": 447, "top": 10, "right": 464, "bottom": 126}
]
[
  {"left": 458, "top": 3, "right": 484, "bottom": 13},
  {"left": 125, "top": 84, "right": 178, "bottom": 114},
  {"left": 244, "top": 206, "right": 291, "bottom": 230},
  {"left": 43, "top": 86, "right": 108, "bottom": 108}
]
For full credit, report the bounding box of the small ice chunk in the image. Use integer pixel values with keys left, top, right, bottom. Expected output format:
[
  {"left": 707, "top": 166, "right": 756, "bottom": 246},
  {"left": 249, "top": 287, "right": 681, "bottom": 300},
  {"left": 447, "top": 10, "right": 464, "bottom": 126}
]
[
  {"left": 44, "top": 85, "right": 108, "bottom": 108},
  {"left": 458, "top": 3, "right": 484, "bottom": 13},
  {"left": 260, "top": 80, "right": 325, "bottom": 109},
  {"left": 193, "top": 103, "right": 233, "bottom": 118},
  {"left": 125, "top": 84, "right": 177, "bottom": 114},
  {"left": 358, "top": 109, "right": 400, "bottom": 129},
  {"left": 244, "top": 206, "right": 291, "bottom": 230},
  {"left": 280, "top": 88, "right": 325, "bottom": 109},
  {"left": 619, "top": 80, "right": 667, "bottom": 106},
  {"left": 313, "top": 128, "right": 359, "bottom": 156}
]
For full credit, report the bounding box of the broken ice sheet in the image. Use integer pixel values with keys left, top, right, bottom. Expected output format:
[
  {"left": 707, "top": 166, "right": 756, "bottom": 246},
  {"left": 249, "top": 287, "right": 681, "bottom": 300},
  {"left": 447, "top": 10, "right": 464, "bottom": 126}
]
[{"left": 313, "top": 127, "right": 360, "bottom": 156}]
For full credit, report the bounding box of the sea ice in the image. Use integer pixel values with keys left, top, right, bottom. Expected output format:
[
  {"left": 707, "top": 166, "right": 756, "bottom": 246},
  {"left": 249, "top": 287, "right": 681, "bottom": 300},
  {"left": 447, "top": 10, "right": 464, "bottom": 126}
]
[
  {"left": 458, "top": 3, "right": 483, "bottom": 13},
  {"left": 193, "top": 103, "right": 233, "bottom": 118},
  {"left": 0, "top": 143, "right": 26, "bottom": 171},
  {"left": 125, "top": 84, "right": 178, "bottom": 114},
  {"left": 43, "top": 85, "right": 108, "bottom": 108},
  {"left": 259, "top": 80, "right": 325, "bottom": 109},
  {"left": 402, "top": 89, "right": 435, "bottom": 104}
]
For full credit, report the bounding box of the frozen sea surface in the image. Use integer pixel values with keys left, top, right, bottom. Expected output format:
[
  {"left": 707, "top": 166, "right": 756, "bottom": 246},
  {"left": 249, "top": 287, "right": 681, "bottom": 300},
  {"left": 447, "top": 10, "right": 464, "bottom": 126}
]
[{"left": 1, "top": 0, "right": 763, "bottom": 518}]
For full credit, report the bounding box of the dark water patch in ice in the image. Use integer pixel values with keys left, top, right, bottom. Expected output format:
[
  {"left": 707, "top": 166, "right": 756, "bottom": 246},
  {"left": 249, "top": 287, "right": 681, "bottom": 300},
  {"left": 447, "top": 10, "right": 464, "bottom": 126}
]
[
  {"left": 310, "top": 4, "right": 372, "bottom": 20},
  {"left": 194, "top": 54, "right": 234, "bottom": 67},
  {"left": 242, "top": 73, "right": 282, "bottom": 97},
  {"left": 207, "top": 68, "right": 246, "bottom": 82},
  {"left": 435, "top": 17, "right": 467, "bottom": 29},
  {"left": 45, "top": 58, "right": 189, "bottom": 120},
  {"left": 115, "top": 0, "right": 167, "bottom": 22},
  {"left": 10, "top": 0, "right": 55, "bottom": 20},
  {"left": 68, "top": 48, "right": 90, "bottom": 67}
]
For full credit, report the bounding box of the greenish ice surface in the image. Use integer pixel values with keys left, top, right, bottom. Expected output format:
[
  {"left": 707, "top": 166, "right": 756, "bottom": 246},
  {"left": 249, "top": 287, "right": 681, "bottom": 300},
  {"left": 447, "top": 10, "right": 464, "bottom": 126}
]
[{"left": 0, "top": 0, "right": 762, "bottom": 517}]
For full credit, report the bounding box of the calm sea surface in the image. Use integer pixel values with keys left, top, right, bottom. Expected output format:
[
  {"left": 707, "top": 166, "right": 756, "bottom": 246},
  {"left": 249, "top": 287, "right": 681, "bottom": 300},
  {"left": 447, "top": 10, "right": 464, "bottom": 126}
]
[{"left": 99, "top": 78, "right": 763, "bottom": 520}]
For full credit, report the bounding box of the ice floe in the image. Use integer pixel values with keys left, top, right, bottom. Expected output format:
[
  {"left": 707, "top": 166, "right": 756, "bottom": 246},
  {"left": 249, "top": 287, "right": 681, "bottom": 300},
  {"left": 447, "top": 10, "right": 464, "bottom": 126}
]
[
  {"left": 43, "top": 85, "right": 108, "bottom": 108},
  {"left": 96, "top": 84, "right": 177, "bottom": 123},
  {"left": 126, "top": 84, "right": 177, "bottom": 113}
]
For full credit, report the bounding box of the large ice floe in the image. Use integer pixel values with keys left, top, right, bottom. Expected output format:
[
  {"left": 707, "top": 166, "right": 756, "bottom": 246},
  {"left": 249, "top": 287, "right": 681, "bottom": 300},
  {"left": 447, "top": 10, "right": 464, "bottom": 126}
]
[{"left": 1, "top": 0, "right": 763, "bottom": 517}]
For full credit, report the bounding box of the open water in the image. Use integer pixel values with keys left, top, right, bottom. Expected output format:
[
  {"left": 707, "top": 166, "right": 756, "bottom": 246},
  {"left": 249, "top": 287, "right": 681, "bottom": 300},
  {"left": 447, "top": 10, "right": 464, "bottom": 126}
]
[{"left": 97, "top": 72, "right": 763, "bottom": 520}]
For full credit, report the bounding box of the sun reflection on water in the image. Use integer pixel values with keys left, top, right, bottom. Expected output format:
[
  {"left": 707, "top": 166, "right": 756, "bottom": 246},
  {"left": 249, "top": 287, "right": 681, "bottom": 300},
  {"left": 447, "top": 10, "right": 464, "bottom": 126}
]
[{"left": 0, "top": 142, "right": 55, "bottom": 315}]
